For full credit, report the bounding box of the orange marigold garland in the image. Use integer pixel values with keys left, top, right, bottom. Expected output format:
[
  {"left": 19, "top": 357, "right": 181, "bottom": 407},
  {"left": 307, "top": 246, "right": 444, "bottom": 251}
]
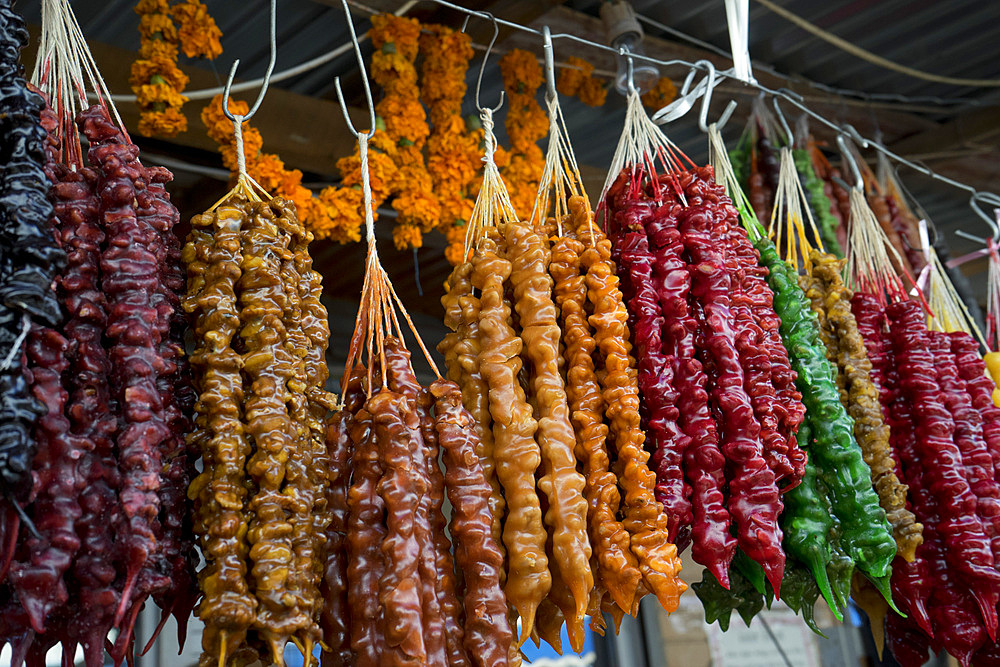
[
  {"left": 171, "top": 0, "right": 223, "bottom": 59},
  {"left": 641, "top": 76, "right": 678, "bottom": 111},
  {"left": 369, "top": 14, "right": 439, "bottom": 250},
  {"left": 132, "top": 0, "right": 189, "bottom": 137},
  {"left": 420, "top": 24, "right": 482, "bottom": 265},
  {"left": 499, "top": 48, "right": 547, "bottom": 217},
  {"left": 557, "top": 56, "right": 608, "bottom": 108}
]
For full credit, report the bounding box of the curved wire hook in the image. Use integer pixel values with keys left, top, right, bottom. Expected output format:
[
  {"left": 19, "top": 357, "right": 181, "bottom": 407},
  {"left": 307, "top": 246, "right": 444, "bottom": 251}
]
[
  {"left": 693, "top": 60, "right": 736, "bottom": 133},
  {"left": 542, "top": 25, "right": 557, "bottom": 103},
  {"left": 971, "top": 192, "right": 1000, "bottom": 241},
  {"left": 475, "top": 12, "right": 504, "bottom": 113},
  {"left": 222, "top": 0, "right": 277, "bottom": 123},
  {"left": 836, "top": 134, "right": 863, "bottom": 190},
  {"left": 771, "top": 94, "right": 793, "bottom": 145},
  {"left": 333, "top": 0, "right": 376, "bottom": 138}
]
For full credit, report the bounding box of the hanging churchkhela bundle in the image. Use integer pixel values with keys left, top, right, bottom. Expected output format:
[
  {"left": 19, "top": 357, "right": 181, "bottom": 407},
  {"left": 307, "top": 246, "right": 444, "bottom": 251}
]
[
  {"left": 524, "top": 54, "right": 680, "bottom": 652},
  {"left": 439, "top": 53, "right": 685, "bottom": 652},
  {"left": 600, "top": 83, "right": 803, "bottom": 602},
  {"left": 838, "top": 179, "right": 1000, "bottom": 667},
  {"left": 320, "top": 64, "right": 512, "bottom": 663},
  {"left": 0, "top": 0, "right": 195, "bottom": 664},
  {"left": 184, "top": 87, "right": 338, "bottom": 663}
]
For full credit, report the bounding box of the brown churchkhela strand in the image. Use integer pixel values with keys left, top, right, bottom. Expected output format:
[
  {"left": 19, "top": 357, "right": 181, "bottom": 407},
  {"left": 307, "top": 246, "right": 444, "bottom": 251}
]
[
  {"left": 319, "top": 368, "right": 366, "bottom": 667},
  {"left": 239, "top": 199, "right": 305, "bottom": 661},
  {"left": 548, "top": 218, "right": 642, "bottom": 619},
  {"left": 472, "top": 234, "right": 550, "bottom": 643},
  {"left": 370, "top": 389, "right": 427, "bottom": 667},
  {"left": 439, "top": 262, "right": 505, "bottom": 560},
  {"left": 345, "top": 395, "right": 387, "bottom": 667},
  {"left": 575, "top": 207, "right": 685, "bottom": 614},
  {"left": 184, "top": 196, "right": 256, "bottom": 666},
  {"left": 430, "top": 379, "right": 513, "bottom": 667},
  {"left": 383, "top": 338, "right": 467, "bottom": 667},
  {"left": 504, "top": 221, "right": 593, "bottom": 626}
]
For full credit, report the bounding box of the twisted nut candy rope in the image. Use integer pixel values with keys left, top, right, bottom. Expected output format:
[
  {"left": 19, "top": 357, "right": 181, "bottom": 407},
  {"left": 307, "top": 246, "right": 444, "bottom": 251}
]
[
  {"left": 346, "top": 399, "right": 387, "bottom": 667},
  {"left": 575, "top": 207, "right": 685, "bottom": 614},
  {"left": 504, "top": 221, "right": 593, "bottom": 625},
  {"left": 183, "top": 196, "right": 255, "bottom": 665},
  {"left": 439, "top": 262, "right": 505, "bottom": 559},
  {"left": 282, "top": 199, "right": 340, "bottom": 642},
  {"left": 383, "top": 338, "right": 468, "bottom": 667},
  {"left": 240, "top": 200, "right": 310, "bottom": 661},
  {"left": 430, "top": 379, "right": 514, "bottom": 667},
  {"left": 806, "top": 252, "right": 922, "bottom": 562},
  {"left": 268, "top": 198, "right": 325, "bottom": 655},
  {"left": 471, "top": 235, "right": 550, "bottom": 643},
  {"left": 548, "top": 212, "right": 642, "bottom": 619},
  {"left": 318, "top": 369, "right": 365, "bottom": 666},
  {"left": 370, "top": 388, "right": 428, "bottom": 667}
]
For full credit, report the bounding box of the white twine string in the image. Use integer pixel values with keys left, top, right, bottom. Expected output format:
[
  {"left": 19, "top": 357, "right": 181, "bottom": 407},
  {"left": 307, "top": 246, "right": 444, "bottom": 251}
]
[
  {"left": 465, "top": 108, "right": 517, "bottom": 256},
  {"left": 768, "top": 145, "right": 824, "bottom": 271},
  {"left": 531, "top": 94, "right": 590, "bottom": 231},
  {"left": 843, "top": 187, "right": 907, "bottom": 303},
  {"left": 233, "top": 114, "right": 248, "bottom": 180},
  {"left": 359, "top": 131, "right": 375, "bottom": 244},
  {"left": 926, "top": 244, "right": 989, "bottom": 346},
  {"left": 32, "top": 0, "right": 128, "bottom": 154},
  {"left": 709, "top": 123, "right": 763, "bottom": 239},
  {"left": 601, "top": 88, "right": 685, "bottom": 206}
]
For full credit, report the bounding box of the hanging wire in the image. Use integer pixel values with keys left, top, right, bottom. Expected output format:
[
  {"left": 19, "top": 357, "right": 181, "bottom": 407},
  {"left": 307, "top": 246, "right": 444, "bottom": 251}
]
[
  {"left": 221, "top": 0, "right": 277, "bottom": 181},
  {"left": 474, "top": 12, "right": 504, "bottom": 114}
]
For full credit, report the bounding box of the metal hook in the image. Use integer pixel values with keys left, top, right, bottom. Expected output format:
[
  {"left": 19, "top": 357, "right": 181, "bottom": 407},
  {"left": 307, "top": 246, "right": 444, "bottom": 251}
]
[
  {"left": 222, "top": 0, "right": 277, "bottom": 123},
  {"left": 334, "top": 0, "right": 375, "bottom": 138},
  {"left": 971, "top": 193, "right": 1000, "bottom": 241},
  {"left": 843, "top": 123, "right": 870, "bottom": 149},
  {"left": 475, "top": 12, "right": 504, "bottom": 113},
  {"left": 695, "top": 60, "right": 716, "bottom": 133},
  {"left": 771, "top": 95, "right": 792, "bottom": 145},
  {"left": 618, "top": 45, "right": 638, "bottom": 96},
  {"left": 542, "top": 25, "right": 557, "bottom": 103},
  {"left": 836, "top": 134, "right": 863, "bottom": 190}
]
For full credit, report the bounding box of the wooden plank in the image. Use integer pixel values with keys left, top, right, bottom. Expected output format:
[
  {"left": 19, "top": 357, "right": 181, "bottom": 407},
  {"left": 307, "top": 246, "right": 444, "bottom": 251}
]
[
  {"left": 24, "top": 24, "right": 366, "bottom": 177},
  {"left": 890, "top": 105, "right": 1000, "bottom": 157}
]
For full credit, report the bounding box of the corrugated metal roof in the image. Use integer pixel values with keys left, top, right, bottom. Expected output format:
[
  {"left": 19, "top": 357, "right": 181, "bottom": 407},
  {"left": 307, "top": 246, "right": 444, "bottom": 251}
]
[{"left": 13, "top": 0, "right": 1000, "bottom": 303}]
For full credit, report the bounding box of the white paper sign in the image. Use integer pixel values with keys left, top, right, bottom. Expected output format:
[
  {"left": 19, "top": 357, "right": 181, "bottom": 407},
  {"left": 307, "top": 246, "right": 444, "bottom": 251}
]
[{"left": 704, "top": 607, "right": 821, "bottom": 667}]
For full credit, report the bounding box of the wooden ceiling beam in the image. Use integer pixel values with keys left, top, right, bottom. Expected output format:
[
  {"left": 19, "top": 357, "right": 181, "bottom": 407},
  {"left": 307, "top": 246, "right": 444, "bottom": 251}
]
[
  {"left": 24, "top": 24, "right": 366, "bottom": 178},
  {"left": 890, "top": 105, "right": 1000, "bottom": 158}
]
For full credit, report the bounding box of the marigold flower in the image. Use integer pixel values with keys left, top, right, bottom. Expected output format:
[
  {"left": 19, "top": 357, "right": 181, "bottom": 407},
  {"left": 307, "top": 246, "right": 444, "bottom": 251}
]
[
  {"left": 642, "top": 76, "right": 677, "bottom": 111},
  {"left": 138, "top": 107, "right": 187, "bottom": 137}
]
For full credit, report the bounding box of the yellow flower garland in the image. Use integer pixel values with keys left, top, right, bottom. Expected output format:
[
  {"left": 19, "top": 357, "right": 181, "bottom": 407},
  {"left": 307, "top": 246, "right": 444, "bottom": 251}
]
[
  {"left": 370, "top": 14, "right": 438, "bottom": 250},
  {"left": 131, "top": 0, "right": 222, "bottom": 138},
  {"left": 642, "top": 77, "right": 678, "bottom": 111},
  {"left": 557, "top": 56, "right": 608, "bottom": 107},
  {"left": 500, "top": 49, "right": 547, "bottom": 218},
  {"left": 420, "top": 24, "right": 481, "bottom": 265}
]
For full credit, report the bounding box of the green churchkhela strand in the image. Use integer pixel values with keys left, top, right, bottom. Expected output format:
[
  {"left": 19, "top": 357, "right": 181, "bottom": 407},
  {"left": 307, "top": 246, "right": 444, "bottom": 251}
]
[{"left": 756, "top": 238, "right": 896, "bottom": 595}]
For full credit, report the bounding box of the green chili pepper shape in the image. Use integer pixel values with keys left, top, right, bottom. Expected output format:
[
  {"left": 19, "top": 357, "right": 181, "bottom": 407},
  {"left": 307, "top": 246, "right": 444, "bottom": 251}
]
[
  {"left": 756, "top": 239, "right": 897, "bottom": 582},
  {"left": 780, "top": 419, "right": 839, "bottom": 618},
  {"left": 793, "top": 148, "right": 843, "bottom": 258}
]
